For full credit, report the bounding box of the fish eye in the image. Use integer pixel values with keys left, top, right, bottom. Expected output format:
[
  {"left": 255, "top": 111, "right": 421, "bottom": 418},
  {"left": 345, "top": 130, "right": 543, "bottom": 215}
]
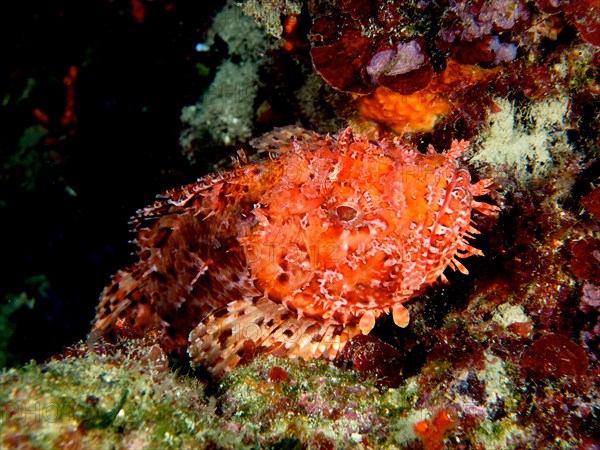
[{"left": 332, "top": 202, "right": 364, "bottom": 226}]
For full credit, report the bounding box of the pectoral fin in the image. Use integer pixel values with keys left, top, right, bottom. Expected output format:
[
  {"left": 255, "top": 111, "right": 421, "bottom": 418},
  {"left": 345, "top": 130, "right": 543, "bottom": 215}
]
[{"left": 188, "top": 297, "right": 361, "bottom": 376}]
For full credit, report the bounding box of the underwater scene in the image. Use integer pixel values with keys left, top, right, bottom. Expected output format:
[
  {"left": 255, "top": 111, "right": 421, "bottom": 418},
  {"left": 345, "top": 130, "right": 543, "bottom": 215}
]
[{"left": 1, "top": 0, "right": 599, "bottom": 448}]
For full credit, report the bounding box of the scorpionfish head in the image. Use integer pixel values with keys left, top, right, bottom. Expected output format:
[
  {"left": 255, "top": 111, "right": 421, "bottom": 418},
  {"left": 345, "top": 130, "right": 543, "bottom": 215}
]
[{"left": 241, "top": 129, "right": 490, "bottom": 335}]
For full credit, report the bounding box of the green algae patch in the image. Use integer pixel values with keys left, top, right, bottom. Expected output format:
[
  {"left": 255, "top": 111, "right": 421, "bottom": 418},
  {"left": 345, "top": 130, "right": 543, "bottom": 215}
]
[
  {"left": 0, "top": 343, "right": 242, "bottom": 449},
  {"left": 5, "top": 338, "right": 568, "bottom": 449},
  {"left": 0, "top": 343, "right": 421, "bottom": 449}
]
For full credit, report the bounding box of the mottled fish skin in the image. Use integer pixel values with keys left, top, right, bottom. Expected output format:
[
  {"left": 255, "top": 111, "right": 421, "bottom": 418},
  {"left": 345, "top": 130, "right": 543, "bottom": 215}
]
[{"left": 91, "top": 127, "right": 499, "bottom": 375}]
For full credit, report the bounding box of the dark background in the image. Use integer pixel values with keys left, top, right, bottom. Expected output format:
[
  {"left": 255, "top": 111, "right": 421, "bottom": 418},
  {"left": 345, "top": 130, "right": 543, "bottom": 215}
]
[{"left": 1, "top": 0, "right": 227, "bottom": 365}]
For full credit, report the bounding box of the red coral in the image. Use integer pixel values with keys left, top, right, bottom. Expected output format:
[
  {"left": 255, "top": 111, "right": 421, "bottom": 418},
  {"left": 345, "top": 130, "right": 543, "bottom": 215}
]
[
  {"left": 532, "top": 0, "right": 600, "bottom": 46},
  {"left": 565, "top": 0, "right": 600, "bottom": 46},
  {"left": 335, "top": 334, "right": 403, "bottom": 388},
  {"left": 521, "top": 333, "right": 589, "bottom": 379},
  {"left": 507, "top": 321, "right": 533, "bottom": 338},
  {"left": 310, "top": 19, "right": 373, "bottom": 94},
  {"left": 414, "top": 409, "right": 457, "bottom": 450},
  {"left": 450, "top": 37, "right": 495, "bottom": 65},
  {"left": 268, "top": 366, "right": 289, "bottom": 383},
  {"left": 309, "top": 7, "right": 435, "bottom": 95},
  {"left": 130, "top": 0, "right": 146, "bottom": 23},
  {"left": 580, "top": 187, "right": 600, "bottom": 221},
  {"left": 378, "top": 62, "right": 434, "bottom": 95},
  {"left": 357, "top": 60, "right": 499, "bottom": 136},
  {"left": 60, "top": 66, "right": 78, "bottom": 128},
  {"left": 336, "top": 0, "right": 375, "bottom": 19},
  {"left": 570, "top": 238, "right": 600, "bottom": 282}
]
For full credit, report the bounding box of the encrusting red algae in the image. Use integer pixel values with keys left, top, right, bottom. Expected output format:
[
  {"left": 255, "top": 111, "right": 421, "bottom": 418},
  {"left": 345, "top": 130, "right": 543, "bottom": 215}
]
[{"left": 91, "top": 127, "right": 499, "bottom": 375}]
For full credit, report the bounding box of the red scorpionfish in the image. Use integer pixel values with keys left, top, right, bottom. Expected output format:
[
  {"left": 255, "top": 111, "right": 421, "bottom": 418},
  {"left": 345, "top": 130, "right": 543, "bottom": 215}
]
[{"left": 91, "top": 127, "right": 499, "bottom": 375}]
